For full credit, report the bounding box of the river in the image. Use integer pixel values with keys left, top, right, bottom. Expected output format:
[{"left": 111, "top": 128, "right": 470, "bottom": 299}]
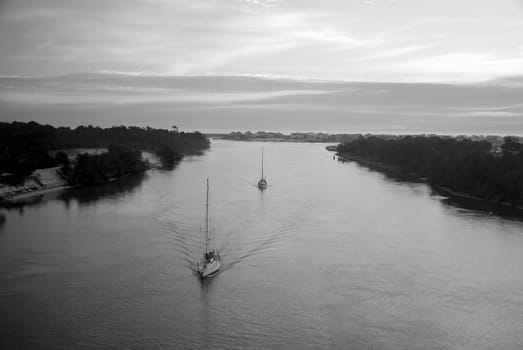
[{"left": 1, "top": 140, "right": 523, "bottom": 349}]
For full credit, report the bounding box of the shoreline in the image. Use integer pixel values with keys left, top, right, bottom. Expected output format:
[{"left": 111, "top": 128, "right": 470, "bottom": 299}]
[
  {"left": 1, "top": 150, "right": 164, "bottom": 204},
  {"left": 336, "top": 152, "right": 409, "bottom": 178},
  {"left": 0, "top": 169, "right": 153, "bottom": 204},
  {"left": 432, "top": 185, "right": 523, "bottom": 211},
  {"left": 335, "top": 151, "right": 523, "bottom": 212},
  {"left": 0, "top": 185, "right": 74, "bottom": 202}
]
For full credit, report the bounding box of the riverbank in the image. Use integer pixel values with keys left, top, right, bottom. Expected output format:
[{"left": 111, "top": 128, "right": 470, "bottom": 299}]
[
  {"left": 1, "top": 149, "right": 169, "bottom": 204},
  {"left": 0, "top": 167, "right": 69, "bottom": 201},
  {"left": 1, "top": 184, "right": 74, "bottom": 202},
  {"left": 334, "top": 150, "right": 523, "bottom": 212},
  {"left": 0, "top": 170, "right": 152, "bottom": 204},
  {"left": 336, "top": 152, "right": 403, "bottom": 177},
  {"left": 432, "top": 185, "right": 523, "bottom": 211}
]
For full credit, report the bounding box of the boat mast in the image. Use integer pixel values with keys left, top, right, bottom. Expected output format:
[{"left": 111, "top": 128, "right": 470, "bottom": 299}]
[
  {"left": 261, "top": 148, "right": 264, "bottom": 179},
  {"left": 205, "top": 178, "right": 209, "bottom": 254}
]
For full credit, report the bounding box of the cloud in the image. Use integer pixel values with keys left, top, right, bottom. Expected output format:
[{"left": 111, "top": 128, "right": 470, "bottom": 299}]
[
  {"left": 361, "top": 45, "right": 431, "bottom": 60},
  {"left": 390, "top": 53, "right": 523, "bottom": 81},
  {"left": 238, "top": 0, "right": 281, "bottom": 8},
  {"left": 293, "top": 29, "right": 364, "bottom": 46},
  {"left": 0, "top": 74, "right": 336, "bottom": 105},
  {"left": 0, "top": 0, "right": 522, "bottom": 82}
]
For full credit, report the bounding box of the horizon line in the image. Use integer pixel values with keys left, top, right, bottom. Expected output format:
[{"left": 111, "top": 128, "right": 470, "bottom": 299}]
[{"left": 0, "top": 71, "right": 521, "bottom": 86}]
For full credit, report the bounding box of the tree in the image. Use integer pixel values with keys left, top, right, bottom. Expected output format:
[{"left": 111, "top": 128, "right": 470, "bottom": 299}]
[
  {"left": 54, "top": 152, "right": 70, "bottom": 166},
  {"left": 501, "top": 136, "right": 521, "bottom": 157}
]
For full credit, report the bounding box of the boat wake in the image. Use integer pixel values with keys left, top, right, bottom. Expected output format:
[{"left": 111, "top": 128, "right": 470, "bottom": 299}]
[
  {"left": 157, "top": 212, "right": 203, "bottom": 270},
  {"left": 158, "top": 190, "right": 307, "bottom": 277},
  {"left": 218, "top": 221, "right": 295, "bottom": 273},
  {"left": 159, "top": 209, "right": 295, "bottom": 276}
]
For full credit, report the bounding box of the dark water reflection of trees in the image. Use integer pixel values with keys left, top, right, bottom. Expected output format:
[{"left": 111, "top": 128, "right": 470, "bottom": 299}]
[
  {"left": 434, "top": 188, "right": 523, "bottom": 222},
  {"left": 0, "top": 172, "right": 148, "bottom": 214},
  {"left": 348, "top": 161, "right": 523, "bottom": 221}
]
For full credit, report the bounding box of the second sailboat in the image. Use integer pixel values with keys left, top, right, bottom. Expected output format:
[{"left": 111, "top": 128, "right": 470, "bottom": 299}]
[{"left": 257, "top": 148, "right": 267, "bottom": 190}]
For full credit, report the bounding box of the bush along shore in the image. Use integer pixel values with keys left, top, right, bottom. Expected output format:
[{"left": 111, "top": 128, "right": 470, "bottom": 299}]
[
  {"left": 0, "top": 122, "right": 210, "bottom": 200},
  {"left": 335, "top": 135, "right": 523, "bottom": 208}
]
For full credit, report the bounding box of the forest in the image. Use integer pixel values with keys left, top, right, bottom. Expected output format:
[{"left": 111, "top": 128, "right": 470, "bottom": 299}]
[
  {"left": 0, "top": 121, "right": 210, "bottom": 184},
  {"left": 64, "top": 146, "right": 148, "bottom": 186},
  {"left": 337, "top": 135, "right": 523, "bottom": 206}
]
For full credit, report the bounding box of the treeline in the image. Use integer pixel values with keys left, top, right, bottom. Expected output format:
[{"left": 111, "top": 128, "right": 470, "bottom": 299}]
[
  {"left": 337, "top": 136, "right": 523, "bottom": 205},
  {"left": 64, "top": 146, "right": 148, "bottom": 185},
  {"left": 216, "top": 131, "right": 361, "bottom": 143},
  {"left": 0, "top": 121, "right": 210, "bottom": 181}
]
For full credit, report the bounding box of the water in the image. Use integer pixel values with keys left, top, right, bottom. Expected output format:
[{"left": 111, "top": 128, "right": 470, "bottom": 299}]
[{"left": 1, "top": 140, "right": 523, "bottom": 349}]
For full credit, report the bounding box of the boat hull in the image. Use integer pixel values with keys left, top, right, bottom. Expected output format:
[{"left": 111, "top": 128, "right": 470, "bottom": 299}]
[
  {"left": 198, "top": 259, "right": 221, "bottom": 278},
  {"left": 257, "top": 179, "right": 267, "bottom": 190}
]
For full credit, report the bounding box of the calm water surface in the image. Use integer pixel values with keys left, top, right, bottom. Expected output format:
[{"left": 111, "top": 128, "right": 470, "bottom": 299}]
[{"left": 1, "top": 140, "right": 523, "bottom": 349}]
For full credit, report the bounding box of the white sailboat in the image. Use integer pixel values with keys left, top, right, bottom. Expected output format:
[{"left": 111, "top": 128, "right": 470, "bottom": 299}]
[
  {"left": 197, "top": 178, "right": 221, "bottom": 278},
  {"left": 257, "top": 148, "right": 267, "bottom": 190}
]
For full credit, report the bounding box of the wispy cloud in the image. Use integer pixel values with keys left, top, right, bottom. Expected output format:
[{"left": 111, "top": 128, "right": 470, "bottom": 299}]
[
  {"left": 361, "top": 45, "right": 431, "bottom": 61},
  {"left": 238, "top": 0, "right": 281, "bottom": 9},
  {"left": 0, "top": 0, "right": 522, "bottom": 81},
  {"left": 389, "top": 53, "right": 523, "bottom": 82}
]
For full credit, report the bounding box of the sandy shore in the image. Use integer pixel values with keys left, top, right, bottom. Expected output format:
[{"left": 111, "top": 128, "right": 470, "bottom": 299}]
[
  {"left": 1, "top": 185, "right": 74, "bottom": 202},
  {"left": 0, "top": 166, "right": 70, "bottom": 202}
]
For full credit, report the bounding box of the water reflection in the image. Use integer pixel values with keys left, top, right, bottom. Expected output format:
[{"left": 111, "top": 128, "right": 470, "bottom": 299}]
[
  {"left": 433, "top": 188, "right": 523, "bottom": 221},
  {"left": 0, "top": 172, "right": 148, "bottom": 212},
  {"left": 199, "top": 275, "right": 218, "bottom": 350},
  {"left": 158, "top": 160, "right": 181, "bottom": 171},
  {"left": 59, "top": 172, "right": 148, "bottom": 207},
  {"left": 346, "top": 159, "right": 523, "bottom": 220},
  {"left": 0, "top": 193, "right": 47, "bottom": 213}
]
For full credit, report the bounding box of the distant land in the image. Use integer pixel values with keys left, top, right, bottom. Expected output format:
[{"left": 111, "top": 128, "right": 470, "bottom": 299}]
[
  {"left": 210, "top": 131, "right": 523, "bottom": 146},
  {"left": 1, "top": 73, "right": 523, "bottom": 135}
]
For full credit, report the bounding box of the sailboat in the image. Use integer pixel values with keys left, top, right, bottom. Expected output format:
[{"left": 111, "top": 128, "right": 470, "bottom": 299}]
[
  {"left": 197, "top": 178, "right": 221, "bottom": 278},
  {"left": 257, "top": 148, "right": 268, "bottom": 190}
]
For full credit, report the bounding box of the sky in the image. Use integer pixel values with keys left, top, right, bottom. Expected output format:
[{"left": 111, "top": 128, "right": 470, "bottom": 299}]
[
  {"left": 1, "top": 74, "right": 523, "bottom": 134},
  {"left": 1, "top": 0, "right": 523, "bottom": 82}
]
